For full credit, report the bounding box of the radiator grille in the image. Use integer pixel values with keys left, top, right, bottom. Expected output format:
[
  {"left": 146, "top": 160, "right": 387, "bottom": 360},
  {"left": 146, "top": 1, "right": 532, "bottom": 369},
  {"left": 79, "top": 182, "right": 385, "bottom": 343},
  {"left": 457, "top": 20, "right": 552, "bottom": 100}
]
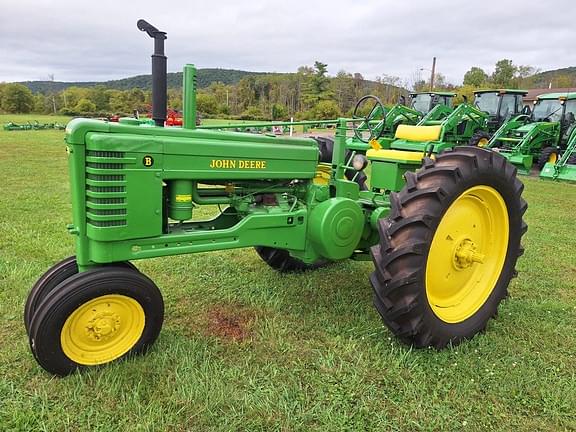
[{"left": 85, "top": 152, "right": 127, "bottom": 228}]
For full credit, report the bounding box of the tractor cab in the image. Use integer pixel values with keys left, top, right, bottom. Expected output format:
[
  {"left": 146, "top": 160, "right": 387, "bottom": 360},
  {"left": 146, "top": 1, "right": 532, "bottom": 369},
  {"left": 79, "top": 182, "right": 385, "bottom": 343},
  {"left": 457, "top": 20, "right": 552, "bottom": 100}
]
[
  {"left": 532, "top": 92, "right": 576, "bottom": 131},
  {"left": 409, "top": 91, "right": 455, "bottom": 115},
  {"left": 473, "top": 89, "right": 527, "bottom": 132},
  {"left": 532, "top": 92, "right": 576, "bottom": 147}
]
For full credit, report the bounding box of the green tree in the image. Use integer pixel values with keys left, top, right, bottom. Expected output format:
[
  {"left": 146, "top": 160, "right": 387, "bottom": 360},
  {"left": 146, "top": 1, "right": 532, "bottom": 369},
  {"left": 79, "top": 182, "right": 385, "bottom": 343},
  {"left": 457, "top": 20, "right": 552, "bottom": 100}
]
[
  {"left": 463, "top": 67, "right": 488, "bottom": 87},
  {"left": 312, "top": 100, "right": 341, "bottom": 119},
  {"left": 271, "top": 103, "right": 287, "bottom": 120},
  {"left": 302, "top": 61, "right": 333, "bottom": 108},
  {"left": 492, "top": 59, "right": 516, "bottom": 87},
  {"left": 196, "top": 93, "right": 218, "bottom": 115},
  {"left": 1, "top": 83, "right": 34, "bottom": 113},
  {"left": 455, "top": 84, "right": 478, "bottom": 105},
  {"left": 241, "top": 106, "right": 263, "bottom": 120},
  {"left": 62, "top": 86, "right": 90, "bottom": 109},
  {"left": 33, "top": 94, "right": 48, "bottom": 113},
  {"left": 553, "top": 74, "right": 576, "bottom": 88},
  {"left": 75, "top": 98, "right": 96, "bottom": 113}
]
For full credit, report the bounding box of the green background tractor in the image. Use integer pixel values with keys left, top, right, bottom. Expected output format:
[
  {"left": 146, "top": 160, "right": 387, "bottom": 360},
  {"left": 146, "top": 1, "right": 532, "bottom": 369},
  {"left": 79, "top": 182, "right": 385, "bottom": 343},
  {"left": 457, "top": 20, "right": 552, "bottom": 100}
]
[
  {"left": 470, "top": 89, "right": 528, "bottom": 146},
  {"left": 487, "top": 92, "right": 576, "bottom": 174},
  {"left": 409, "top": 91, "right": 455, "bottom": 115},
  {"left": 25, "top": 20, "right": 527, "bottom": 376},
  {"left": 540, "top": 126, "right": 576, "bottom": 182}
]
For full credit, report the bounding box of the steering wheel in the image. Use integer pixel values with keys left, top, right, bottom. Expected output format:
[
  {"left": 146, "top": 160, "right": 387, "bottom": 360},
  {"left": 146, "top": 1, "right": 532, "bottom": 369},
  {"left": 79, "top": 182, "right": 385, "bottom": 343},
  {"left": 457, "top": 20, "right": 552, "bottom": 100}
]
[{"left": 352, "top": 95, "right": 386, "bottom": 143}]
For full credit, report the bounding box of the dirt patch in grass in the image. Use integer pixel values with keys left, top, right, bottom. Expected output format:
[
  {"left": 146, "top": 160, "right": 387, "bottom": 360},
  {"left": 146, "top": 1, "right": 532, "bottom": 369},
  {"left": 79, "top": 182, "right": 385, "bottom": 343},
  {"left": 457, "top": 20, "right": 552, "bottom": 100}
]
[
  {"left": 169, "top": 298, "right": 256, "bottom": 342},
  {"left": 206, "top": 304, "right": 255, "bottom": 342}
]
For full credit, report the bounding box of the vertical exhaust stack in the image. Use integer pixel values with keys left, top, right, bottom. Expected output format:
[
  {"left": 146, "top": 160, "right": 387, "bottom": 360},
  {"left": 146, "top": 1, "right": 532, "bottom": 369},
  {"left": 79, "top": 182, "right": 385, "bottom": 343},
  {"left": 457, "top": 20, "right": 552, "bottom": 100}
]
[{"left": 137, "top": 19, "right": 167, "bottom": 127}]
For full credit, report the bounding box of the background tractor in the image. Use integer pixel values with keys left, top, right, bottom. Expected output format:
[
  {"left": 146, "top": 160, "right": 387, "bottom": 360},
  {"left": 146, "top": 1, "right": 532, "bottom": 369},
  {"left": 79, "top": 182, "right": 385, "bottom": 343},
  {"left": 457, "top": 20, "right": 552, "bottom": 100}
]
[
  {"left": 25, "top": 20, "right": 527, "bottom": 376},
  {"left": 345, "top": 91, "right": 456, "bottom": 149},
  {"left": 378, "top": 98, "right": 489, "bottom": 156},
  {"left": 487, "top": 92, "right": 576, "bottom": 174},
  {"left": 409, "top": 91, "right": 455, "bottom": 115},
  {"left": 540, "top": 127, "right": 576, "bottom": 182},
  {"left": 471, "top": 89, "right": 529, "bottom": 146}
]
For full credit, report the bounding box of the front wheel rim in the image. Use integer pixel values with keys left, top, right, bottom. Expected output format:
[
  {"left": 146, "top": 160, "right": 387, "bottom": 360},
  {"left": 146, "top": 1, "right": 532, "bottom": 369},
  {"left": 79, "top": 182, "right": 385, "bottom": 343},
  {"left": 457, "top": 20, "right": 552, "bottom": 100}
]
[
  {"left": 425, "top": 186, "right": 509, "bottom": 323},
  {"left": 61, "top": 294, "right": 145, "bottom": 365}
]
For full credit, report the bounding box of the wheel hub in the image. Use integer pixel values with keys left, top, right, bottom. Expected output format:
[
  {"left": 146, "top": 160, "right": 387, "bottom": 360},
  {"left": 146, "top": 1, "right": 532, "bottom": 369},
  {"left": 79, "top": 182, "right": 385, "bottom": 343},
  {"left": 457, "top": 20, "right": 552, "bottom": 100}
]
[
  {"left": 453, "top": 238, "right": 485, "bottom": 269},
  {"left": 86, "top": 311, "right": 121, "bottom": 341},
  {"left": 60, "top": 294, "right": 145, "bottom": 365}
]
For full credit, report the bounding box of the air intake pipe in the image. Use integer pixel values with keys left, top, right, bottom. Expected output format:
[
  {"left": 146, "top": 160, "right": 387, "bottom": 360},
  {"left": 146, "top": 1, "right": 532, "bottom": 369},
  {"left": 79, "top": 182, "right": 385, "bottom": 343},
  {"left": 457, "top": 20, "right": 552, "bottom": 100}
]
[{"left": 137, "top": 19, "right": 167, "bottom": 127}]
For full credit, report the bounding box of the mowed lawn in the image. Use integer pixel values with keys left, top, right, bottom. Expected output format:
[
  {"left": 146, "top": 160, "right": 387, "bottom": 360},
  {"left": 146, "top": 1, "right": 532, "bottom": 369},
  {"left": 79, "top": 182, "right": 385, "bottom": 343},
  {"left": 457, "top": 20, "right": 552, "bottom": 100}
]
[{"left": 0, "top": 115, "right": 575, "bottom": 431}]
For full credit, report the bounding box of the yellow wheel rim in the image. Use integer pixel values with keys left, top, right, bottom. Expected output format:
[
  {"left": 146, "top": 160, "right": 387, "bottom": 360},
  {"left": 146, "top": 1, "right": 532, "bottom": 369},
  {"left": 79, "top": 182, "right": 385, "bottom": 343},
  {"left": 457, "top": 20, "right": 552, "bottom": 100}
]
[
  {"left": 548, "top": 153, "right": 558, "bottom": 164},
  {"left": 478, "top": 138, "right": 489, "bottom": 147},
  {"left": 425, "top": 186, "right": 509, "bottom": 323},
  {"left": 61, "top": 294, "right": 145, "bottom": 365}
]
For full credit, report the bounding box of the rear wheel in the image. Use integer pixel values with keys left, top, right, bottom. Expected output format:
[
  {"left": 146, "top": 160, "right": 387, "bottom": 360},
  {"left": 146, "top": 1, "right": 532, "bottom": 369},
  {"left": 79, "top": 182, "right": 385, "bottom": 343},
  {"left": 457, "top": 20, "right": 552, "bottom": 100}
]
[
  {"left": 370, "top": 146, "right": 527, "bottom": 348},
  {"left": 537, "top": 146, "right": 559, "bottom": 170},
  {"left": 468, "top": 130, "right": 491, "bottom": 147},
  {"left": 29, "top": 267, "right": 163, "bottom": 376},
  {"left": 254, "top": 247, "right": 329, "bottom": 272},
  {"left": 24, "top": 257, "right": 137, "bottom": 334}
]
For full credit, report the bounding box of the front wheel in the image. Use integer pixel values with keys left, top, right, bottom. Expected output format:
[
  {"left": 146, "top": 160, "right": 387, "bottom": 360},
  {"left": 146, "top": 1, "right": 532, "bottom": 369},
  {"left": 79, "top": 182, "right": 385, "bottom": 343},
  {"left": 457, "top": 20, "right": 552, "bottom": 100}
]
[
  {"left": 467, "top": 130, "right": 491, "bottom": 147},
  {"left": 28, "top": 267, "right": 164, "bottom": 376},
  {"left": 370, "top": 147, "right": 527, "bottom": 348},
  {"left": 537, "top": 146, "right": 559, "bottom": 170},
  {"left": 24, "top": 257, "right": 137, "bottom": 334}
]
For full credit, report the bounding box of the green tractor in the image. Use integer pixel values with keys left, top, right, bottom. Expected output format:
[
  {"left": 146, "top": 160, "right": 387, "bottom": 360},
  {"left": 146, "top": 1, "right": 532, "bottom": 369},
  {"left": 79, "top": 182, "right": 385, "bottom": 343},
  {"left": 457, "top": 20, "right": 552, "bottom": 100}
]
[
  {"left": 346, "top": 91, "right": 456, "bottom": 148},
  {"left": 373, "top": 97, "right": 489, "bottom": 156},
  {"left": 540, "top": 127, "right": 576, "bottom": 182},
  {"left": 410, "top": 91, "right": 455, "bottom": 115},
  {"left": 25, "top": 21, "right": 527, "bottom": 376},
  {"left": 487, "top": 92, "right": 576, "bottom": 174},
  {"left": 472, "top": 89, "right": 529, "bottom": 143}
]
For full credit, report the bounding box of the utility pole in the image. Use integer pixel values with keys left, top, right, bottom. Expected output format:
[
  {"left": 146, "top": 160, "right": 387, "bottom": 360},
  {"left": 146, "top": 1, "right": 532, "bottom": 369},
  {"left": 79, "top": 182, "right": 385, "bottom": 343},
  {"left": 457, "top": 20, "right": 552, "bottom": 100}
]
[
  {"left": 430, "top": 57, "right": 436, "bottom": 92},
  {"left": 48, "top": 74, "right": 57, "bottom": 114}
]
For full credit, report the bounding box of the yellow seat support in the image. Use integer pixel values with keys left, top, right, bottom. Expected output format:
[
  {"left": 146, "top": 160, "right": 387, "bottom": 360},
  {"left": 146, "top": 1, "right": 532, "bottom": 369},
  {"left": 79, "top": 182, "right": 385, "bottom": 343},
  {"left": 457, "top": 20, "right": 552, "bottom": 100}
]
[{"left": 395, "top": 124, "right": 442, "bottom": 142}]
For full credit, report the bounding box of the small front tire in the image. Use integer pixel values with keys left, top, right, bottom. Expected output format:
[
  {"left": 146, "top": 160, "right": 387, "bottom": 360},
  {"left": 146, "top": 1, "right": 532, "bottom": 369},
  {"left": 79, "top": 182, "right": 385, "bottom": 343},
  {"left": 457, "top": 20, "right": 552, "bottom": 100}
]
[
  {"left": 29, "top": 267, "right": 163, "bottom": 376},
  {"left": 537, "top": 147, "right": 559, "bottom": 170},
  {"left": 24, "top": 257, "right": 137, "bottom": 334},
  {"left": 467, "top": 130, "right": 491, "bottom": 147}
]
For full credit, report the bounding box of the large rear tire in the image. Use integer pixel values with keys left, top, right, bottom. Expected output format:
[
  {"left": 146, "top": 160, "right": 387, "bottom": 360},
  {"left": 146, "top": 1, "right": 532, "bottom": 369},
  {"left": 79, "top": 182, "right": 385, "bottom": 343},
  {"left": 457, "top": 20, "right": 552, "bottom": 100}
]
[
  {"left": 254, "top": 247, "right": 329, "bottom": 273},
  {"left": 29, "top": 267, "right": 163, "bottom": 376},
  {"left": 370, "top": 146, "right": 527, "bottom": 348}
]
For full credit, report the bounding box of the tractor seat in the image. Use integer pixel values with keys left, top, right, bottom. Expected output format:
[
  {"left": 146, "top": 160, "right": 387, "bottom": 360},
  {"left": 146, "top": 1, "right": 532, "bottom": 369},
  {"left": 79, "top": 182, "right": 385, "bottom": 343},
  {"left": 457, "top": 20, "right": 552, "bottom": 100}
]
[
  {"left": 366, "top": 148, "right": 425, "bottom": 163},
  {"left": 395, "top": 124, "right": 442, "bottom": 142}
]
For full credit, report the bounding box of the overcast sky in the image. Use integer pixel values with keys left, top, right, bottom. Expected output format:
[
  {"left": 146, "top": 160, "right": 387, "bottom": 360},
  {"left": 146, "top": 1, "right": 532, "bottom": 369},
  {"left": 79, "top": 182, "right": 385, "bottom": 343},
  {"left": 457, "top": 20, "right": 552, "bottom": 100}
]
[{"left": 1, "top": 0, "right": 575, "bottom": 86}]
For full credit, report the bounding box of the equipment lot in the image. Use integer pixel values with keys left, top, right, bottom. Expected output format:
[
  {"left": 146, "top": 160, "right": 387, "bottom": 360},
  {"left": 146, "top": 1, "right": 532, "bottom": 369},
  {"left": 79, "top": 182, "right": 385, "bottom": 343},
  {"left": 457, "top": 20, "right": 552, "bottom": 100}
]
[{"left": 0, "top": 115, "right": 575, "bottom": 431}]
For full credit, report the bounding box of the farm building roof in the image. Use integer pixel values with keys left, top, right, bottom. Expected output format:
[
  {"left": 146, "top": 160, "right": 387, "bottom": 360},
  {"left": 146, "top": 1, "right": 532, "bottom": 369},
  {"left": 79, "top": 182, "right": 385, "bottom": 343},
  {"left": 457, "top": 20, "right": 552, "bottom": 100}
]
[
  {"left": 537, "top": 92, "right": 576, "bottom": 100},
  {"left": 474, "top": 89, "right": 528, "bottom": 95}
]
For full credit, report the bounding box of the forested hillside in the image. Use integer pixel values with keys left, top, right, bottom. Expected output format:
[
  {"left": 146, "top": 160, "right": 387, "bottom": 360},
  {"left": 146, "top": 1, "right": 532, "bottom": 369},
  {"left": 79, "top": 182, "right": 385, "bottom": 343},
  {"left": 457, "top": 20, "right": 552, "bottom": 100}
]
[
  {"left": 3, "top": 62, "right": 405, "bottom": 120},
  {"left": 3, "top": 58, "right": 576, "bottom": 121},
  {"left": 19, "top": 69, "right": 270, "bottom": 93}
]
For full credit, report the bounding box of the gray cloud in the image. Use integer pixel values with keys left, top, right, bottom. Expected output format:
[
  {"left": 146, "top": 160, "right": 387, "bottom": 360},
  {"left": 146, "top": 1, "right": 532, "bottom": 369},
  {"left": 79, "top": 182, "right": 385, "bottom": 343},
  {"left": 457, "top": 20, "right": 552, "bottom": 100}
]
[{"left": 1, "top": 0, "right": 575, "bottom": 85}]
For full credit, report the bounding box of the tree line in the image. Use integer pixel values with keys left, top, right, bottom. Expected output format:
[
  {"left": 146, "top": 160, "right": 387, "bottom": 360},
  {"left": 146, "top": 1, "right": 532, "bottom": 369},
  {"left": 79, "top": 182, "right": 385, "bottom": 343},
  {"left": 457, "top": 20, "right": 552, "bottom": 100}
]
[{"left": 2, "top": 58, "right": 576, "bottom": 119}]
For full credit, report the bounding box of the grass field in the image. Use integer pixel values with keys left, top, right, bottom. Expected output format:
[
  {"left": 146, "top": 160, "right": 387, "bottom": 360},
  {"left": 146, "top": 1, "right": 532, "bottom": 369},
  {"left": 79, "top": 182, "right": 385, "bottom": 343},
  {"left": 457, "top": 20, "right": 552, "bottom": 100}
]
[{"left": 0, "top": 115, "right": 575, "bottom": 431}]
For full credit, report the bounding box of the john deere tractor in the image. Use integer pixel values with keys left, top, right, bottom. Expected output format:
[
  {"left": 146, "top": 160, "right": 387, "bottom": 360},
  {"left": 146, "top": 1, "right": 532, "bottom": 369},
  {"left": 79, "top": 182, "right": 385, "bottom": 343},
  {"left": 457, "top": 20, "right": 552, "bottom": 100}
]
[
  {"left": 369, "top": 97, "right": 489, "bottom": 158},
  {"left": 487, "top": 92, "right": 576, "bottom": 174},
  {"left": 410, "top": 91, "right": 455, "bottom": 115},
  {"left": 25, "top": 21, "right": 527, "bottom": 376},
  {"left": 540, "top": 127, "right": 576, "bottom": 182},
  {"left": 471, "top": 89, "right": 529, "bottom": 145}
]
